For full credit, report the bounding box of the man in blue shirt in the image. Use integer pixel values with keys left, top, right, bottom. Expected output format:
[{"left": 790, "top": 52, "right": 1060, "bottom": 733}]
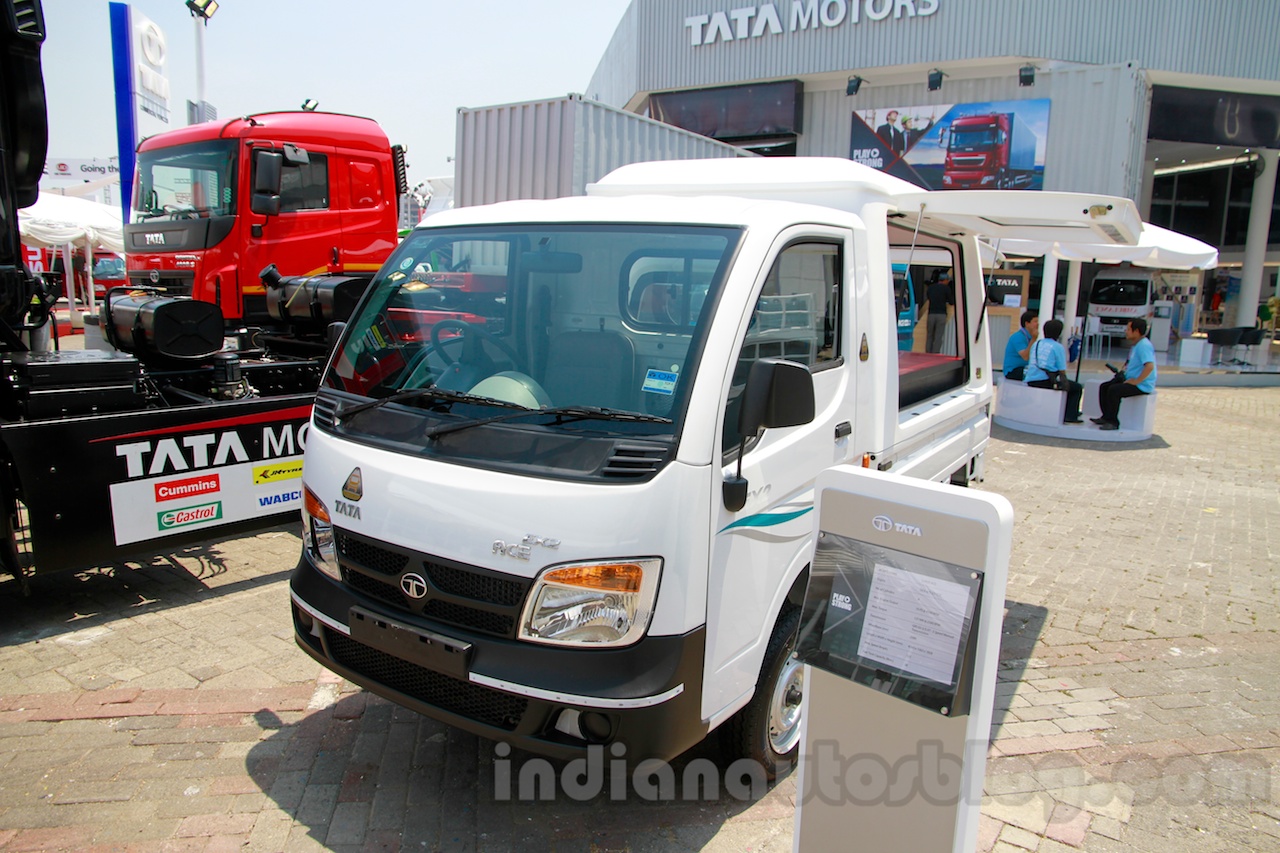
[
  {"left": 1093, "top": 318, "right": 1157, "bottom": 430},
  {"left": 1025, "top": 318, "right": 1083, "bottom": 423},
  {"left": 1003, "top": 310, "right": 1038, "bottom": 381}
]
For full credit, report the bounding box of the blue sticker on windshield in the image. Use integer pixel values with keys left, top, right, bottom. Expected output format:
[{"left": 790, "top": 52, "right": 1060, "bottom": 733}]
[
  {"left": 642, "top": 369, "right": 678, "bottom": 396},
  {"left": 398, "top": 257, "right": 415, "bottom": 270}
]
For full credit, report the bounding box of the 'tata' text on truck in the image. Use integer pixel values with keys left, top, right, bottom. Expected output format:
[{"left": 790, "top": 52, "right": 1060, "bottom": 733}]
[
  {"left": 942, "top": 112, "right": 1037, "bottom": 190},
  {"left": 288, "top": 157, "right": 1140, "bottom": 773},
  {"left": 0, "top": 3, "right": 408, "bottom": 586}
]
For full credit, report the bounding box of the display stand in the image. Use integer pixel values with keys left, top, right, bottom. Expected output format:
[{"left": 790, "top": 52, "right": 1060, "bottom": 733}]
[{"left": 793, "top": 467, "right": 1012, "bottom": 853}]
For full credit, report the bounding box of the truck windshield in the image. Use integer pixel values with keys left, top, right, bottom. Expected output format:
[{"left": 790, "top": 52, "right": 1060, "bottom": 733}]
[
  {"left": 132, "top": 139, "right": 237, "bottom": 221},
  {"left": 1091, "top": 279, "right": 1148, "bottom": 306},
  {"left": 949, "top": 128, "right": 997, "bottom": 150},
  {"left": 323, "top": 223, "right": 739, "bottom": 446}
]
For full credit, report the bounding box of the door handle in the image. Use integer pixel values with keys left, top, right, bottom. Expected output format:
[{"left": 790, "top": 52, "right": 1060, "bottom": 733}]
[{"left": 834, "top": 421, "right": 851, "bottom": 439}]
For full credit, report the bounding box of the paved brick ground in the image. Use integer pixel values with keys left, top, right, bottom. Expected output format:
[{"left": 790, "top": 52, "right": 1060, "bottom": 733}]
[{"left": 0, "top": 386, "right": 1277, "bottom": 852}]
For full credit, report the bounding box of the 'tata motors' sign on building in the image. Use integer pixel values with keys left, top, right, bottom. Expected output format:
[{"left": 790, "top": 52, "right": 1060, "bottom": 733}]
[{"left": 684, "top": 0, "right": 940, "bottom": 46}]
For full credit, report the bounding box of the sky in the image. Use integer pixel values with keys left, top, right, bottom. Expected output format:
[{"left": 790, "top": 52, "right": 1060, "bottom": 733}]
[{"left": 40, "top": 0, "right": 633, "bottom": 188}]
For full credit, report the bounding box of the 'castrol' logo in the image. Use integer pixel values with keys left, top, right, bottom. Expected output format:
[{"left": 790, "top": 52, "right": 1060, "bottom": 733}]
[{"left": 157, "top": 501, "right": 223, "bottom": 530}]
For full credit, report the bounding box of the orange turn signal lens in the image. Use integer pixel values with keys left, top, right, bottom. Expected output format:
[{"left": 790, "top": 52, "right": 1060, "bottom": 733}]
[{"left": 542, "top": 563, "right": 643, "bottom": 593}]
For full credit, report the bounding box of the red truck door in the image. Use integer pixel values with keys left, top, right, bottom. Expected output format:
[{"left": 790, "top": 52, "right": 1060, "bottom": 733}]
[{"left": 240, "top": 143, "right": 345, "bottom": 319}]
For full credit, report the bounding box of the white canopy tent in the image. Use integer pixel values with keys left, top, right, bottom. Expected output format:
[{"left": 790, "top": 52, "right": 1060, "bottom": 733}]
[
  {"left": 18, "top": 192, "right": 125, "bottom": 255},
  {"left": 992, "top": 222, "right": 1219, "bottom": 336},
  {"left": 17, "top": 192, "right": 126, "bottom": 318}
]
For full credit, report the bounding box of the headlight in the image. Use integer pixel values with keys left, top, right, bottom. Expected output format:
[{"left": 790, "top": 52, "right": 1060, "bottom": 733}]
[
  {"left": 301, "top": 484, "right": 340, "bottom": 580},
  {"left": 519, "top": 558, "right": 661, "bottom": 648}
]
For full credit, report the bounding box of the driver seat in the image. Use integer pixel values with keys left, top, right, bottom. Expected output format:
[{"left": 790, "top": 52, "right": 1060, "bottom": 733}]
[{"left": 542, "top": 331, "right": 635, "bottom": 410}]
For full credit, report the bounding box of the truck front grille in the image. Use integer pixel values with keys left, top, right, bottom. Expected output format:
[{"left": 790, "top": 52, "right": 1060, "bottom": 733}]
[
  {"left": 335, "top": 528, "right": 530, "bottom": 639},
  {"left": 326, "top": 631, "right": 527, "bottom": 730}
]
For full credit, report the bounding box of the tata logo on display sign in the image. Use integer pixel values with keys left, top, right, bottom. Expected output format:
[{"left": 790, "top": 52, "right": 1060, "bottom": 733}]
[{"left": 684, "top": 0, "right": 939, "bottom": 46}]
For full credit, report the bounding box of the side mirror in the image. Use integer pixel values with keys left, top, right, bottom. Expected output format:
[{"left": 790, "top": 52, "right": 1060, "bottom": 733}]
[
  {"left": 281, "top": 143, "right": 310, "bottom": 166},
  {"left": 737, "top": 358, "right": 816, "bottom": 436},
  {"left": 326, "top": 321, "right": 346, "bottom": 352},
  {"left": 251, "top": 150, "right": 283, "bottom": 216},
  {"left": 723, "top": 358, "right": 815, "bottom": 512}
]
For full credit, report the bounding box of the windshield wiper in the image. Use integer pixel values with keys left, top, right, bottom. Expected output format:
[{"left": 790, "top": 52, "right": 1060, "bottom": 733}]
[
  {"left": 338, "top": 387, "right": 518, "bottom": 420},
  {"left": 423, "top": 405, "right": 672, "bottom": 440}
]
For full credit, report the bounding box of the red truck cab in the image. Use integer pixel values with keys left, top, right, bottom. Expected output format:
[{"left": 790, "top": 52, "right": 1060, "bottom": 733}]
[
  {"left": 124, "top": 112, "right": 405, "bottom": 324},
  {"left": 942, "top": 112, "right": 1035, "bottom": 190}
]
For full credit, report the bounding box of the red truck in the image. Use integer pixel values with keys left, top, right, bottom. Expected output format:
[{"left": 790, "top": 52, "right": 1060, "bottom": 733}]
[
  {"left": 942, "top": 112, "right": 1036, "bottom": 190},
  {"left": 125, "top": 112, "right": 403, "bottom": 325},
  {"left": 0, "top": 69, "right": 412, "bottom": 585}
]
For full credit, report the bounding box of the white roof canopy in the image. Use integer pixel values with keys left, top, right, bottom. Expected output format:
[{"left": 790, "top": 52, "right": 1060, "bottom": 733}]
[
  {"left": 994, "top": 222, "right": 1218, "bottom": 270},
  {"left": 18, "top": 192, "right": 125, "bottom": 255}
]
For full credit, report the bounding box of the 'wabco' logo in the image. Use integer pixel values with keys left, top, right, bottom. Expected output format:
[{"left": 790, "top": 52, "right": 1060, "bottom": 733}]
[{"left": 872, "top": 514, "right": 922, "bottom": 536}]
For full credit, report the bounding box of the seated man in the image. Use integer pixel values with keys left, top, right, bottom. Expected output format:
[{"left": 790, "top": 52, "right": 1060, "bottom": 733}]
[
  {"left": 1092, "top": 318, "right": 1157, "bottom": 430},
  {"left": 1003, "top": 310, "right": 1038, "bottom": 381},
  {"left": 1024, "top": 319, "right": 1083, "bottom": 424}
]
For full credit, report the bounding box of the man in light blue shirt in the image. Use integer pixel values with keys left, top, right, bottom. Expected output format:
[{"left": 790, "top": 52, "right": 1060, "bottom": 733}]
[
  {"left": 1093, "top": 318, "right": 1157, "bottom": 430},
  {"left": 1025, "top": 318, "right": 1083, "bottom": 423},
  {"left": 1003, "top": 310, "right": 1038, "bottom": 381}
]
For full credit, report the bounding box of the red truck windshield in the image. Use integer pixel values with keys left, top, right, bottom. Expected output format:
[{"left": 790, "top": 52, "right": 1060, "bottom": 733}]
[
  {"left": 949, "top": 128, "right": 998, "bottom": 150},
  {"left": 132, "top": 139, "right": 237, "bottom": 222}
]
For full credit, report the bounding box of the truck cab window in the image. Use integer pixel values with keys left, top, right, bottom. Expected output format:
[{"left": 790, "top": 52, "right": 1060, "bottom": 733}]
[
  {"left": 279, "top": 153, "right": 329, "bottom": 211},
  {"left": 723, "top": 241, "right": 841, "bottom": 453}
]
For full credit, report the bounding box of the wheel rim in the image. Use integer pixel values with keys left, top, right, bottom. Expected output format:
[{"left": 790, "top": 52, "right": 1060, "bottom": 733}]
[{"left": 768, "top": 654, "right": 804, "bottom": 755}]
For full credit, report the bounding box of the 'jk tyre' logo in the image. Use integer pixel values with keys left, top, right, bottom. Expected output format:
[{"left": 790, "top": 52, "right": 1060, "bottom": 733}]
[{"left": 157, "top": 501, "right": 223, "bottom": 530}]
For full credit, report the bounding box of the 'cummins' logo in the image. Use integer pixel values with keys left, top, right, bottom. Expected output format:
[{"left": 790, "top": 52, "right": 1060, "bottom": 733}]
[{"left": 400, "top": 573, "right": 428, "bottom": 599}]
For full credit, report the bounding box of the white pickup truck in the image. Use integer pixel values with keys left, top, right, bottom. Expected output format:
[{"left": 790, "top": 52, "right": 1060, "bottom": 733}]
[{"left": 289, "top": 158, "right": 1140, "bottom": 775}]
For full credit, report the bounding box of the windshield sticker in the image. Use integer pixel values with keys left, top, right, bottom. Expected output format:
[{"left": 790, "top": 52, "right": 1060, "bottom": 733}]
[
  {"left": 398, "top": 257, "right": 415, "bottom": 270},
  {"left": 642, "top": 369, "right": 678, "bottom": 396}
]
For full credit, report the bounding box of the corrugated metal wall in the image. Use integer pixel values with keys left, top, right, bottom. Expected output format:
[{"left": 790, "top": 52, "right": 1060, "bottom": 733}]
[
  {"left": 456, "top": 96, "right": 750, "bottom": 208},
  {"left": 589, "top": 0, "right": 1280, "bottom": 104}
]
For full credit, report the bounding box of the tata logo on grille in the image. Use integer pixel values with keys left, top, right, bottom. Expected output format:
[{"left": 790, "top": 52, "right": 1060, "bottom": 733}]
[
  {"left": 342, "top": 467, "right": 363, "bottom": 501},
  {"left": 872, "top": 515, "right": 893, "bottom": 532},
  {"left": 400, "top": 572, "right": 428, "bottom": 599},
  {"left": 157, "top": 501, "right": 222, "bottom": 530}
]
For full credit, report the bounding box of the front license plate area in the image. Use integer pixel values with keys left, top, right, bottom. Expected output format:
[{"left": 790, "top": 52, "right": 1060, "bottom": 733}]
[{"left": 348, "top": 606, "right": 472, "bottom": 680}]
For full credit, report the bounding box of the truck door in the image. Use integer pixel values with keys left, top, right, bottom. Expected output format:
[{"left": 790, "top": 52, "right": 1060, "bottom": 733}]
[
  {"left": 703, "top": 229, "right": 857, "bottom": 719},
  {"left": 241, "top": 144, "right": 341, "bottom": 319}
]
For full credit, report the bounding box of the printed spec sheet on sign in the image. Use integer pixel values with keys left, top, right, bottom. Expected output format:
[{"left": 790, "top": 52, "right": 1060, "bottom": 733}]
[
  {"left": 104, "top": 410, "right": 309, "bottom": 546},
  {"left": 857, "top": 562, "right": 969, "bottom": 685}
]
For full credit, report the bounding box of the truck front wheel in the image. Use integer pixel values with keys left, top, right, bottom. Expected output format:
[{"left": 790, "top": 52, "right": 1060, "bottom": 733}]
[{"left": 724, "top": 606, "right": 803, "bottom": 780}]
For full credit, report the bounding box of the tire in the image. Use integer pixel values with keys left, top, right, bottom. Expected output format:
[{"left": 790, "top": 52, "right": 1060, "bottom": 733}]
[{"left": 723, "top": 606, "right": 803, "bottom": 781}]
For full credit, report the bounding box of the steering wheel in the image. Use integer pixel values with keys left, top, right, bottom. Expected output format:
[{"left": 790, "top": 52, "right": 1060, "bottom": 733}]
[{"left": 429, "top": 319, "right": 525, "bottom": 372}]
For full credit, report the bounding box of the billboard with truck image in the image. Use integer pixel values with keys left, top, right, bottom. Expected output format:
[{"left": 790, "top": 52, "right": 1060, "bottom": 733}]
[{"left": 850, "top": 99, "right": 1051, "bottom": 191}]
